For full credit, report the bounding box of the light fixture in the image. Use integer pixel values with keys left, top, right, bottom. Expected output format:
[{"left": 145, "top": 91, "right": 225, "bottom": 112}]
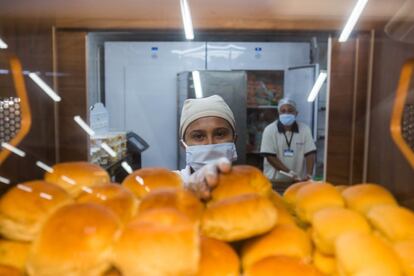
[
  {"left": 180, "top": 0, "right": 194, "bottom": 40},
  {"left": 121, "top": 161, "right": 133, "bottom": 174},
  {"left": 339, "top": 0, "right": 369, "bottom": 42},
  {"left": 39, "top": 192, "right": 53, "bottom": 200},
  {"left": 192, "top": 71, "right": 203, "bottom": 98},
  {"left": 36, "top": 161, "right": 54, "bottom": 173},
  {"left": 0, "top": 176, "right": 10, "bottom": 185},
  {"left": 101, "top": 142, "right": 117, "bottom": 158},
  {"left": 28, "top": 73, "right": 61, "bottom": 102},
  {"left": 0, "top": 38, "right": 8, "bottom": 49},
  {"left": 1, "top": 142, "right": 26, "bottom": 157},
  {"left": 307, "top": 72, "right": 327, "bottom": 102},
  {"left": 74, "top": 116, "right": 95, "bottom": 137}
]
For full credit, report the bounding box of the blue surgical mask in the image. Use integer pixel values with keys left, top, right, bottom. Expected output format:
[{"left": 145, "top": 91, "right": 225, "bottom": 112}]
[
  {"left": 183, "top": 142, "right": 238, "bottom": 171},
  {"left": 279, "top": 114, "right": 296, "bottom": 126}
]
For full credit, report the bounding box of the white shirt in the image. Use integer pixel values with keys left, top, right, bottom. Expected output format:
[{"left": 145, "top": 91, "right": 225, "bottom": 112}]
[{"left": 260, "top": 120, "right": 316, "bottom": 182}]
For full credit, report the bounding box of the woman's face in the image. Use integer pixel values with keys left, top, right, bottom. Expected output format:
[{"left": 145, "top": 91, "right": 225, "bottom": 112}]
[{"left": 184, "top": 116, "right": 235, "bottom": 146}]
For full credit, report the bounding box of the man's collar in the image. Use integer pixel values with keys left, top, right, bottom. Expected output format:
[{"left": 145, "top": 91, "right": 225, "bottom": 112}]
[{"left": 277, "top": 120, "right": 299, "bottom": 133}]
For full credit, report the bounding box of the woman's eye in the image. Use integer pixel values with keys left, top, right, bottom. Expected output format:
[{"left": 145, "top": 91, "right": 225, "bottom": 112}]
[{"left": 191, "top": 133, "right": 204, "bottom": 140}]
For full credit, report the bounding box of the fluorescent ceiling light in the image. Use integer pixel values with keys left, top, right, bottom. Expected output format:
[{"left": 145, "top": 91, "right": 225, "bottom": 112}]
[
  {"left": 39, "top": 192, "right": 53, "bottom": 200},
  {"left": 0, "top": 38, "right": 8, "bottom": 49},
  {"left": 192, "top": 71, "right": 203, "bottom": 98},
  {"left": 180, "top": 0, "right": 194, "bottom": 40},
  {"left": 307, "top": 72, "right": 327, "bottom": 102},
  {"left": 28, "top": 73, "right": 61, "bottom": 102},
  {"left": 74, "top": 116, "right": 95, "bottom": 137},
  {"left": 36, "top": 161, "right": 54, "bottom": 173},
  {"left": 121, "top": 161, "right": 133, "bottom": 174},
  {"left": 1, "top": 142, "right": 26, "bottom": 157},
  {"left": 339, "top": 0, "right": 369, "bottom": 42},
  {"left": 17, "top": 184, "right": 32, "bottom": 193},
  {"left": 101, "top": 142, "right": 117, "bottom": 158},
  {"left": 0, "top": 176, "right": 10, "bottom": 185}
]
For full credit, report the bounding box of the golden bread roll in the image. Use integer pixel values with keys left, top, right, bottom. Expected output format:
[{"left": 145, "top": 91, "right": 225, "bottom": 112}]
[
  {"left": 335, "top": 185, "right": 349, "bottom": 193},
  {"left": 295, "top": 182, "right": 344, "bottom": 223},
  {"left": 312, "top": 207, "right": 371, "bottom": 255},
  {"left": 26, "top": 203, "right": 121, "bottom": 276},
  {"left": 121, "top": 167, "right": 183, "bottom": 199},
  {"left": 76, "top": 183, "right": 138, "bottom": 223},
  {"left": 367, "top": 205, "right": 414, "bottom": 242},
  {"left": 113, "top": 208, "right": 199, "bottom": 276},
  {"left": 0, "top": 180, "right": 72, "bottom": 241},
  {"left": 245, "top": 256, "right": 323, "bottom": 276},
  {"left": 335, "top": 232, "right": 401, "bottom": 276},
  {"left": 342, "top": 183, "right": 397, "bottom": 214},
  {"left": 138, "top": 188, "right": 204, "bottom": 223},
  {"left": 268, "top": 191, "right": 296, "bottom": 226},
  {"left": 197, "top": 236, "right": 240, "bottom": 276},
  {"left": 201, "top": 193, "right": 278, "bottom": 242},
  {"left": 283, "top": 181, "right": 313, "bottom": 207},
  {"left": 210, "top": 165, "right": 272, "bottom": 202},
  {"left": 0, "top": 264, "right": 22, "bottom": 276},
  {"left": 313, "top": 250, "right": 336, "bottom": 276},
  {"left": 393, "top": 240, "right": 414, "bottom": 276},
  {"left": 45, "top": 162, "right": 110, "bottom": 197},
  {"left": 0, "top": 239, "right": 30, "bottom": 270},
  {"left": 241, "top": 224, "right": 312, "bottom": 270}
]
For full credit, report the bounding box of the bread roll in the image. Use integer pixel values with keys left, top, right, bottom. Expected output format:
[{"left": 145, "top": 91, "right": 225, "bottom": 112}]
[
  {"left": 121, "top": 167, "right": 183, "bottom": 199},
  {"left": 393, "top": 240, "right": 414, "bottom": 276},
  {"left": 0, "top": 264, "right": 22, "bottom": 276},
  {"left": 45, "top": 162, "right": 110, "bottom": 197},
  {"left": 113, "top": 208, "right": 199, "bottom": 276},
  {"left": 269, "top": 191, "right": 296, "bottom": 226},
  {"left": 312, "top": 207, "right": 371, "bottom": 255},
  {"left": 283, "top": 181, "right": 313, "bottom": 207},
  {"left": 335, "top": 185, "right": 349, "bottom": 193},
  {"left": 241, "top": 224, "right": 312, "bottom": 270},
  {"left": 210, "top": 165, "right": 272, "bottom": 202},
  {"left": 335, "top": 232, "right": 401, "bottom": 276},
  {"left": 0, "top": 181, "right": 72, "bottom": 241},
  {"left": 201, "top": 193, "right": 278, "bottom": 241},
  {"left": 342, "top": 183, "right": 397, "bottom": 214},
  {"left": 77, "top": 183, "right": 138, "bottom": 223},
  {"left": 313, "top": 250, "right": 336, "bottom": 276},
  {"left": 295, "top": 182, "right": 344, "bottom": 223},
  {"left": 245, "top": 256, "right": 323, "bottom": 276},
  {"left": 26, "top": 203, "right": 121, "bottom": 276},
  {"left": 367, "top": 205, "right": 414, "bottom": 242},
  {"left": 138, "top": 188, "right": 204, "bottom": 223},
  {"left": 197, "top": 236, "right": 239, "bottom": 276},
  {"left": 0, "top": 239, "right": 30, "bottom": 270}
]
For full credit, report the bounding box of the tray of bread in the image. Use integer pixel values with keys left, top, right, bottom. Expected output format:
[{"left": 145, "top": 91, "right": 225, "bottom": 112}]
[{"left": 0, "top": 162, "right": 413, "bottom": 275}]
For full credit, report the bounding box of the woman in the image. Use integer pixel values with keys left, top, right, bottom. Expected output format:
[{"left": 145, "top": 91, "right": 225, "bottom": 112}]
[{"left": 178, "top": 95, "right": 237, "bottom": 200}]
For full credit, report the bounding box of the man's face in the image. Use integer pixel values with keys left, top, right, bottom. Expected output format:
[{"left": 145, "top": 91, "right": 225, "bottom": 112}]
[
  {"left": 279, "top": 104, "right": 298, "bottom": 115},
  {"left": 184, "top": 116, "right": 235, "bottom": 146}
]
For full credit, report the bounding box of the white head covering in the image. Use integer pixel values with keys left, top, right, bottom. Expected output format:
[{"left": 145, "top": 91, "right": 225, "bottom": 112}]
[
  {"left": 278, "top": 98, "right": 297, "bottom": 112},
  {"left": 179, "top": 95, "right": 235, "bottom": 139}
]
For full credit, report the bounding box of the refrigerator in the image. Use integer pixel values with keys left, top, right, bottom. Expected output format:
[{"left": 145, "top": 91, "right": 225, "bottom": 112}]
[{"left": 177, "top": 71, "right": 247, "bottom": 169}]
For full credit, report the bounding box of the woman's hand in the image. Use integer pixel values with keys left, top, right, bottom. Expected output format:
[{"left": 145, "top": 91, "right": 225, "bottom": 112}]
[{"left": 184, "top": 157, "right": 231, "bottom": 200}]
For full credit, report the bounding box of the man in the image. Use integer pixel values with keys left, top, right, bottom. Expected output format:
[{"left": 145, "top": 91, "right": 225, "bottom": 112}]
[
  {"left": 260, "top": 98, "right": 316, "bottom": 193},
  {"left": 178, "top": 95, "right": 237, "bottom": 200}
]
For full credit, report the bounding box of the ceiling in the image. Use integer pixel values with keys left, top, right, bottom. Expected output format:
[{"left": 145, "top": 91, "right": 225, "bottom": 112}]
[{"left": 0, "top": 0, "right": 409, "bottom": 30}]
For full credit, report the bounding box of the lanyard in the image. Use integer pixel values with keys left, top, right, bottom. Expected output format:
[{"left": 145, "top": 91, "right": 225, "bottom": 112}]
[{"left": 283, "top": 131, "right": 294, "bottom": 149}]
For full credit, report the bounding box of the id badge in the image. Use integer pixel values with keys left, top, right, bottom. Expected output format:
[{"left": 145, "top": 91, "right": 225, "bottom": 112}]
[{"left": 283, "top": 149, "right": 294, "bottom": 157}]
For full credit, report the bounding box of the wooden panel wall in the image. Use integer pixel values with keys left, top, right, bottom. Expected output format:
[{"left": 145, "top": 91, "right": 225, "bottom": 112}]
[
  {"left": 326, "top": 32, "right": 372, "bottom": 184},
  {"left": 0, "top": 20, "right": 56, "bottom": 192},
  {"left": 368, "top": 33, "right": 414, "bottom": 209},
  {"left": 55, "top": 31, "right": 89, "bottom": 161}
]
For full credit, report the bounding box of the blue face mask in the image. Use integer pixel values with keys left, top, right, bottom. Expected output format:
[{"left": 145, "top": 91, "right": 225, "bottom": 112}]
[
  {"left": 183, "top": 142, "right": 238, "bottom": 171},
  {"left": 279, "top": 114, "right": 296, "bottom": 126}
]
